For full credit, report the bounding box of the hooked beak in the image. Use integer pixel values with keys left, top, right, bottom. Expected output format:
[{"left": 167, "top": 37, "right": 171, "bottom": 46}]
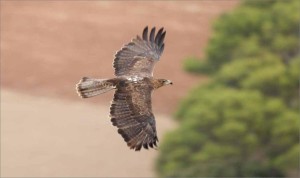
[{"left": 166, "top": 80, "right": 173, "bottom": 85}]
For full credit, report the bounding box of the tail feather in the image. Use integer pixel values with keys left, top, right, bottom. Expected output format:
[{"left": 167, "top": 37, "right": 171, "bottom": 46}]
[{"left": 76, "top": 77, "right": 115, "bottom": 98}]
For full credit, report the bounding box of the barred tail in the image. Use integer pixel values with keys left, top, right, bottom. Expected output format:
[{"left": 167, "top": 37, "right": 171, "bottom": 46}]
[{"left": 76, "top": 77, "right": 116, "bottom": 98}]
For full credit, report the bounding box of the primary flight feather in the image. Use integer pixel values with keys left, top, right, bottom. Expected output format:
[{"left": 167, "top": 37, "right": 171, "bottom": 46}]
[{"left": 76, "top": 26, "right": 172, "bottom": 151}]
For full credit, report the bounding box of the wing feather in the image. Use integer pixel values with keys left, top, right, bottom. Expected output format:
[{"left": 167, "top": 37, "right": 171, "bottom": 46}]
[
  {"left": 158, "top": 31, "right": 166, "bottom": 47},
  {"left": 113, "top": 26, "right": 166, "bottom": 77},
  {"left": 142, "top": 26, "right": 148, "bottom": 41},
  {"left": 155, "top": 28, "right": 164, "bottom": 44},
  {"left": 160, "top": 43, "right": 165, "bottom": 54},
  {"left": 149, "top": 27, "right": 156, "bottom": 42}
]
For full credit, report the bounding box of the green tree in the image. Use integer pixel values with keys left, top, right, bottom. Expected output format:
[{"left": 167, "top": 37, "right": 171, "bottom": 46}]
[{"left": 157, "top": 0, "right": 299, "bottom": 177}]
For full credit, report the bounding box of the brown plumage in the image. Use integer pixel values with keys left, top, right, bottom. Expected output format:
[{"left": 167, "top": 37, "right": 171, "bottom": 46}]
[{"left": 76, "top": 26, "right": 172, "bottom": 151}]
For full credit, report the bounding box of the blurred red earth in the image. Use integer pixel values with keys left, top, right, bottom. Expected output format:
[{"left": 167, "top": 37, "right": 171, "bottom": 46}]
[{"left": 1, "top": 1, "right": 238, "bottom": 114}]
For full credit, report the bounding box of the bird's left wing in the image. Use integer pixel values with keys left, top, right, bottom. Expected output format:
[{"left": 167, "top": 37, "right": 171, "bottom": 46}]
[
  {"left": 110, "top": 81, "right": 158, "bottom": 151},
  {"left": 113, "top": 26, "right": 166, "bottom": 77}
]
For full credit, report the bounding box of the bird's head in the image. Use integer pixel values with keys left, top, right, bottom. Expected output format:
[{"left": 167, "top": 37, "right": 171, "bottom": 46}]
[
  {"left": 162, "top": 79, "right": 173, "bottom": 86},
  {"left": 154, "top": 79, "right": 173, "bottom": 89}
]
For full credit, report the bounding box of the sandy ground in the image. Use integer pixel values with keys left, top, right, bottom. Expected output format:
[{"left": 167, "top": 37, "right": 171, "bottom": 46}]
[
  {"left": 1, "top": 1, "right": 238, "bottom": 177},
  {"left": 1, "top": 89, "right": 175, "bottom": 177}
]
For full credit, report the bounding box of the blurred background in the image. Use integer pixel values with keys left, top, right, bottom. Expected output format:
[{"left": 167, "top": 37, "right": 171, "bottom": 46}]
[{"left": 1, "top": 0, "right": 298, "bottom": 177}]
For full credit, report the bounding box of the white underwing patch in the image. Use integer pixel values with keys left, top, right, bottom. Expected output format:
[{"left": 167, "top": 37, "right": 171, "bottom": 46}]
[{"left": 127, "top": 76, "right": 143, "bottom": 83}]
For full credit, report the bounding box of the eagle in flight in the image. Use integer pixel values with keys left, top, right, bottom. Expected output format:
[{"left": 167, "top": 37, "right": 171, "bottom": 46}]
[{"left": 76, "top": 26, "right": 172, "bottom": 151}]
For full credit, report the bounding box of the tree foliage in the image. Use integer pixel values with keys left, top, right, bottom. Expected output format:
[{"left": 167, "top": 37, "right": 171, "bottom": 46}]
[{"left": 157, "top": 0, "right": 299, "bottom": 177}]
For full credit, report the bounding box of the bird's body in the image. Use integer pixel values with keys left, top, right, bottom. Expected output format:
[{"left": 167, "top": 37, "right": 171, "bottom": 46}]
[{"left": 76, "top": 26, "right": 172, "bottom": 151}]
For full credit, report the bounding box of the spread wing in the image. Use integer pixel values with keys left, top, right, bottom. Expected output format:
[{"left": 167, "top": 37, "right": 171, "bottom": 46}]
[
  {"left": 113, "top": 26, "right": 166, "bottom": 77},
  {"left": 110, "top": 81, "right": 158, "bottom": 151}
]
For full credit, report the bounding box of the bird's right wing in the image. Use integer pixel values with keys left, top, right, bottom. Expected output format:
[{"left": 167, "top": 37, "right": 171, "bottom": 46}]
[{"left": 113, "top": 26, "right": 166, "bottom": 77}]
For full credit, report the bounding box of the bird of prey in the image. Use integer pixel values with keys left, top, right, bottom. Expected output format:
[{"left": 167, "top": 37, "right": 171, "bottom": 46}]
[{"left": 76, "top": 26, "right": 172, "bottom": 151}]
